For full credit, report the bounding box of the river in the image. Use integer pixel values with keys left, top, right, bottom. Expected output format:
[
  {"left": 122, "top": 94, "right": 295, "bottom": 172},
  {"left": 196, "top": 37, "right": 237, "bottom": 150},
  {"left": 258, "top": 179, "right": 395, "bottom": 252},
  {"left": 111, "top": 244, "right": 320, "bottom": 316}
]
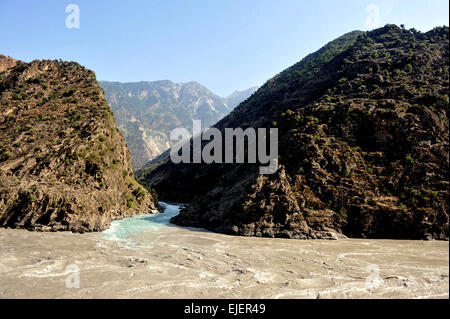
[{"left": 0, "top": 202, "right": 448, "bottom": 298}]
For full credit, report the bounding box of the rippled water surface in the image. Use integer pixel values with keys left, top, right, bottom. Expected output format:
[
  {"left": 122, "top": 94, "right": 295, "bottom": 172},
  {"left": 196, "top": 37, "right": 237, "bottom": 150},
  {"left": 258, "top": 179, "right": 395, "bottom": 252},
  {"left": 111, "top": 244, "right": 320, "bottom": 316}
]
[
  {"left": 0, "top": 202, "right": 448, "bottom": 298},
  {"left": 101, "top": 203, "right": 180, "bottom": 242}
]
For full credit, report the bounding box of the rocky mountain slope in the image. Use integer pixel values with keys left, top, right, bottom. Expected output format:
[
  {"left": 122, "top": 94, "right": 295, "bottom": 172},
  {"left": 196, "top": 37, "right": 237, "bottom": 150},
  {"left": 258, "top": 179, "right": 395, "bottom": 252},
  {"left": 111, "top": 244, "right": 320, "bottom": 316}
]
[
  {"left": 0, "top": 55, "right": 157, "bottom": 232},
  {"left": 141, "top": 25, "right": 449, "bottom": 240},
  {"left": 0, "top": 55, "right": 17, "bottom": 72},
  {"left": 100, "top": 81, "right": 257, "bottom": 169}
]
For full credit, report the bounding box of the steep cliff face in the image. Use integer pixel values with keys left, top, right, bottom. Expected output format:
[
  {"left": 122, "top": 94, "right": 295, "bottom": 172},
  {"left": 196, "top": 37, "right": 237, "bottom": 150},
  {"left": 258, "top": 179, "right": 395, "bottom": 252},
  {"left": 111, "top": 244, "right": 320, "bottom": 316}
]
[
  {"left": 142, "top": 25, "right": 449, "bottom": 240},
  {"left": 100, "top": 81, "right": 257, "bottom": 169},
  {"left": 0, "top": 56, "right": 157, "bottom": 232}
]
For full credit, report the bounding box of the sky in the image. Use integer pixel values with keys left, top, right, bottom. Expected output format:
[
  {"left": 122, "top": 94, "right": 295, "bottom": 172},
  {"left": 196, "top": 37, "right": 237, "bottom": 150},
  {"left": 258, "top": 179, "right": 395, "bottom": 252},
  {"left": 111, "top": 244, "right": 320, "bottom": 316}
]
[{"left": 0, "top": 0, "right": 448, "bottom": 96}]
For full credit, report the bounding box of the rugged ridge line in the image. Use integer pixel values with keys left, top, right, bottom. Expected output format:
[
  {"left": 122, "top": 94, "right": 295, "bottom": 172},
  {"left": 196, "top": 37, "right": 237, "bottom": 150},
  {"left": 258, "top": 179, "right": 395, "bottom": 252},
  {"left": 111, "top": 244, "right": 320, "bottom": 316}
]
[
  {"left": 0, "top": 55, "right": 157, "bottom": 232},
  {"left": 142, "top": 25, "right": 449, "bottom": 240}
]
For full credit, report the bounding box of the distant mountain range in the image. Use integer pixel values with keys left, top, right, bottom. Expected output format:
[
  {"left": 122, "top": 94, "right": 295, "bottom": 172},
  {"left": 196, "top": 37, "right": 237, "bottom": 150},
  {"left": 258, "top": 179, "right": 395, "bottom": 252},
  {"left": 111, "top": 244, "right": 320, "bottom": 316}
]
[{"left": 100, "top": 80, "right": 258, "bottom": 169}]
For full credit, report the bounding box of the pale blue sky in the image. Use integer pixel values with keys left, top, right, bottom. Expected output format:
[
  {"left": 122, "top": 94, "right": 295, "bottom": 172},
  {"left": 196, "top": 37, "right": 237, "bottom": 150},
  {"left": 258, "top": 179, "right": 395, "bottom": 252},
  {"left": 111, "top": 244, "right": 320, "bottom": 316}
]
[{"left": 0, "top": 0, "right": 448, "bottom": 96}]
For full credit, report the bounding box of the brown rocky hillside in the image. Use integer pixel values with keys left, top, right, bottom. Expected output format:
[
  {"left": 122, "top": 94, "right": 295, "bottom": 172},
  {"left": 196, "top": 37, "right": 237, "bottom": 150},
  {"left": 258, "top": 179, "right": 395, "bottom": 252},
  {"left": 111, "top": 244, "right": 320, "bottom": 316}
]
[
  {"left": 142, "top": 25, "right": 449, "bottom": 240},
  {"left": 0, "top": 55, "right": 157, "bottom": 232}
]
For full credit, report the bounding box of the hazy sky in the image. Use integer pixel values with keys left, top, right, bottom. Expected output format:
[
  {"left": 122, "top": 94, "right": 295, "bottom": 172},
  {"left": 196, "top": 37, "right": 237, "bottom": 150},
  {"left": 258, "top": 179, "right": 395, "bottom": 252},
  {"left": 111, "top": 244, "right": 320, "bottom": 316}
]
[{"left": 1, "top": 0, "right": 448, "bottom": 96}]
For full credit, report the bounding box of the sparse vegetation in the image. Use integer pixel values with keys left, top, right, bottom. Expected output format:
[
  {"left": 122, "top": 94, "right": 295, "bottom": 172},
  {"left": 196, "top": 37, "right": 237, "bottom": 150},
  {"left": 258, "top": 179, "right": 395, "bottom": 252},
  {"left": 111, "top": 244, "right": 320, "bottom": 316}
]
[{"left": 0, "top": 54, "right": 156, "bottom": 232}]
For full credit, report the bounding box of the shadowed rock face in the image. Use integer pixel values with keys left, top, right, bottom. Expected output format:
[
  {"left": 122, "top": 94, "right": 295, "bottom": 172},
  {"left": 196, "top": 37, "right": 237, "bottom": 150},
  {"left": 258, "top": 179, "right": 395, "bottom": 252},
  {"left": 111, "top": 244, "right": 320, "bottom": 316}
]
[
  {"left": 0, "top": 56, "right": 156, "bottom": 232},
  {"left": 142, "top": 25, "right": 449, "bottom": 240}
]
